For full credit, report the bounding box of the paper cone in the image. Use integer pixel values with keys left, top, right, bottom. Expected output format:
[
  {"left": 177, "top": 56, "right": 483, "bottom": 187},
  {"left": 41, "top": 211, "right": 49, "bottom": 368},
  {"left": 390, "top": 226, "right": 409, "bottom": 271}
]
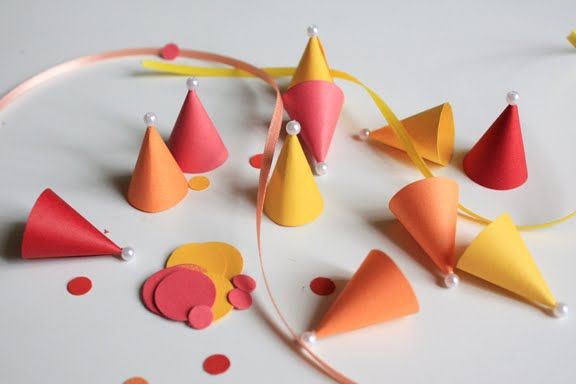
[
  {"left": 457, "top": 213, "right": 556, "bottom": 308},
  {"left": 168, "top": 90, "right": 228, "bottom": 173},
  {"left": 389, "top": 177, "right": 459, "bottom": 274},
  {"left": 370, "top": 103, "right": 454, "bottom": 166},
  {"left": 289, "top": 36, "right": 333, "bottom": 88},
  {"left": 263, "top": 134, "right": 323, "bottom": 226},
  {"left": 463, "top": 105, "right": 527, "bottom": 190},
  {"left": 127, "top": 126, "right": 188, "bottom": 212},
  {"left": 315, "top": 249, "right": 419, "bottom": 339},
  {"left": 22, "top": 189, "right": 122, "bottom": 259},
  {"left": 283, "top": 81, "right": 344, "bottom": 163}
]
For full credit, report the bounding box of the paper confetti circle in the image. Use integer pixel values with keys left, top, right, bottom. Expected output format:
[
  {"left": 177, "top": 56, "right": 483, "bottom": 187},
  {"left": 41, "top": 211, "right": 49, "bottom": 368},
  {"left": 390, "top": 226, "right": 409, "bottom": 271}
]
[
  {"left": 203, "top": 354, "right": 231, "bottom": 375},
  {"left": 187, "top": 305, "right": 213, "bottom": 329},
  {"left": 232, "top": 274, "right": 256, "bottom": 293},
  {"left": 249, "top": 153, "right": 263, "bottom": 169},
  {"left": 310, "top": 277, "right": 336, "bottom": 296},
  {"left": 160, "top": 43, "right": 180, "bottom": 60},
  {"left": 188, "top": 176, "right": 211, "bottom": 191},
  {"left": 207, "top": 273, "right": 234, "bottom": 320},
  {"left": 123, "top": 377, "right": 148, "bottom": 384},
  {"left": 154, "top": 269, "right": 216, "bottom": 321},
  {"left": 166, "top": 242, "right": 243, "bottom": 279},
  {"left": 227, "top": 288, "right": 252, "bottom": 310},
  {"left": 67, "top": 276, "right": 92, "bottom": 296}
]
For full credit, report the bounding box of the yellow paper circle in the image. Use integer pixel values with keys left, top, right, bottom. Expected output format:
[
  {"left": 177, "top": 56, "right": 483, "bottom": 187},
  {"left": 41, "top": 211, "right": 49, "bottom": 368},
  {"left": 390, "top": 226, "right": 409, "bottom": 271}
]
[{"left": 166, "top": 242, "right": 243, "bottom": 279}]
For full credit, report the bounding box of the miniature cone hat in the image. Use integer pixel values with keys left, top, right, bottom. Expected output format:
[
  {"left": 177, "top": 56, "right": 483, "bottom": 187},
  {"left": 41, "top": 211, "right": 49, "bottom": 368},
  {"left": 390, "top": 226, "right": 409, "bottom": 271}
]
[
  {"left": 370, "top": 103, "right": 455, "bottom": 166},
  {"left": 457, "top": 213, "right": 557, "bottom": 308},
  {"left": 283, "top": 27, "right": 344, "bottom": 164},
  {"left": 168, "top": 78, "right": 228, "bottom": 173},
  {"left": 463, "top": 92, "right": 527, "bottom": 190},
  {"left": 22, "top": 189, "right": 122, "bottom": 259},
  {"left": 127, "top": 115, "right": 188, "bottom": 213},
  {"left": 315, "top": 249, "right": 419, "bottom": 339},
  {"left": 389, "top": 177, "right": 459, "bottom": 275},
  {"left": 264, "top": 121, "right": 323, "bottom": 226}
]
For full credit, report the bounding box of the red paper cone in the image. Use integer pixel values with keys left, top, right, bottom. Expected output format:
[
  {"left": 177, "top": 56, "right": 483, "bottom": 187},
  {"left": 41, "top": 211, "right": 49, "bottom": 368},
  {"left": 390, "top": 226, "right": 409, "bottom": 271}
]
[
  {"left": 463, "top": 104, "right": 527, "bottom": 190},
  {"left": 21, "top": 189, "right": 122, "bottom": 259},
  {"left": 283, "top": 80, "right": 344, "bottom": 163},
  {"left": 168, "top": 90, "right": 228, "bottom": 173}
]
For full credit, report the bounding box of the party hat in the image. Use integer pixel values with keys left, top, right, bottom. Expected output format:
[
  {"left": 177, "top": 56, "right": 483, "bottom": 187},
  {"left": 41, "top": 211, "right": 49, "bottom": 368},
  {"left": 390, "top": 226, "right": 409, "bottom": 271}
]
[
  {"left": 457, "top": 213, "right": 566, "bottom": 316},
  {"left": 463, "top": 92, "right": 528, "bottom": 190},
  {"left": 22, "top": 189, "right": 134, "bottom": 261},
  {"left": 168, "top": 78, "right": 228, "bottom": 173},
  {"left": 127, "top": 113, "right": 189, "bottom": 213},
  {"left": 264, "top": 121, "right": 323, "bottom": 226},
  {"left": 311, "top": 250, "right": 419, "bottom": 340},
  {"left": 283, "top": 26, "right": 344, "bottom": 172},
  {"left": 369, "top": 103, "right": 454, "bottom": 166}
]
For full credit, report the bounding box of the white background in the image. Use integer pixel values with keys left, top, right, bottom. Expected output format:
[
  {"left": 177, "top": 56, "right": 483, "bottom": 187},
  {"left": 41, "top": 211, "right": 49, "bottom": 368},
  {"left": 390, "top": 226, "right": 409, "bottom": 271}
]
[{"left": 0, "top": 0, "right": 575, "bottom": 383}]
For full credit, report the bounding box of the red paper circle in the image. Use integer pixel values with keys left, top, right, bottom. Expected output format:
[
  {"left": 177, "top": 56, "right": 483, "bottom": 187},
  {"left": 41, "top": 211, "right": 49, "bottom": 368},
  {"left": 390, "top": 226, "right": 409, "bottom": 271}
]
[
  {"left": 231, "top": 274, "right": 256, "bottom": 293},
  {"left": 141, "top": 266, "right": 184, "bottom": 315},
  {"left": 67, "top": 276, "right": 92, "bottom": 296},
  {"left": 227, "top": 288, "right": 252, "bottom": 310},
  {"left": 154, "top": 269, "right": 216, "bottom": 321},
  {"left": 249, "top": 153, "right": 263, "bottom": 169},
  {"left": 203, "top": 354, "right": 230, "bottom": 375},
  {"left": 160, "top": 43, "right": 180, "bottom": 60},
  {"left": 187, "top": 305, "right": 213, "bottom": 329},
  {"left": 310, "top": 277, "right": 335, "bottom": 296}
]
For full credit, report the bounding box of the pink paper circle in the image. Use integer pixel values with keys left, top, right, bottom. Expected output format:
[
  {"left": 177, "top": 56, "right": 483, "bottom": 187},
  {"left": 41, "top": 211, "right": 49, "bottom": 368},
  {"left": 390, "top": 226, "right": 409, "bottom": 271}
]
[
  {"left": 141, "top": 266, "right": 183, "bottom": 315},
  {"left": 231, "top": 274, "right": 256, "bottom": 293},
  {"left": 227, "top": 289, "right": 252, "bottom": 310},
  {"left": 187, "top": 305, "right": 213, "bottom": 329},
  {"left": 160, "top": 43, "right": 180, "bottom": 60},
  {"left": 154, "top": 269, "right": 216, "bottom": 321}
]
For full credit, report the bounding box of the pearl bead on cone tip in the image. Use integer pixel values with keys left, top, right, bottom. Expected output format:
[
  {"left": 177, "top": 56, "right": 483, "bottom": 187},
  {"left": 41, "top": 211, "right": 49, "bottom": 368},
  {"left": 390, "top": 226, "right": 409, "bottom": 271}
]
[
  {"left": 359, "top": 129, "right": 371, "bottom": 141},
  {"left": 506, "top": 91, "right": 520, "bottom": 105},
  {"left": 552, "top": 302, "right": 568, "bottom": 318},
  {"left": 315, "top": 162, "right": 328, "bottom": 176},
  {"left": 186, "top": 77, "right": 199, "bottom": 91},
  {"left": 120, "top": 247, "right": 135, "bottom": 262},
  {"left": 286, "top": 120, "right": 301, "bottom": 136},
  {"left": 300, "top": 331, "right": 317, "bottom": 344},
  {"left": 443, "top": 273, "right": 459, "bottom": 289},
  {"left": 143, "top": 112, "right": 157, "bottom": 127},
  {"left": 307, "top": 25, "right": 319, "bottom": 37}
]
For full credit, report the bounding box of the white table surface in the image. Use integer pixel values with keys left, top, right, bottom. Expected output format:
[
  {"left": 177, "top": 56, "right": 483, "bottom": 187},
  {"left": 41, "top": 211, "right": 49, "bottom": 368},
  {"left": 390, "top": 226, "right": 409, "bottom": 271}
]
[{"left": 1, "top": 0, "right": 575, "bottom": 383}]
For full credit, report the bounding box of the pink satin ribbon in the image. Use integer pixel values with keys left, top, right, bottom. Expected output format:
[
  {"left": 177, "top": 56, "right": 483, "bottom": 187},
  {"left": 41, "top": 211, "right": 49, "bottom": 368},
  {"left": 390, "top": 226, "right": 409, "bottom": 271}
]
[{"left": 0, "top": 47, "right": 355, "bottom": 384}]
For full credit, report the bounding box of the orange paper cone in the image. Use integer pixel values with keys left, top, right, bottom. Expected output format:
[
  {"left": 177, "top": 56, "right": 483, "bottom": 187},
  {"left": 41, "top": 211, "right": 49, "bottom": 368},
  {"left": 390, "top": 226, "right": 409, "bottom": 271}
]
[
  {"left": 315, "top": 249, "right": 419, "bottom": 339},
  {"left": 389, "top": 177, "right": 459, "bottom": 274},
  {"left": 370, "top": 103, "right": 454, "bottom": 166},
  {"left": 127, "top": 125, "right": 188, "bottom": 213}
]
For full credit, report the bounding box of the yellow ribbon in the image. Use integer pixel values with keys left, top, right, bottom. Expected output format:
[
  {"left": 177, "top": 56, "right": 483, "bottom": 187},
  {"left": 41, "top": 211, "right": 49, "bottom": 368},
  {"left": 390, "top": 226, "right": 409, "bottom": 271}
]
[{"left": 141, "top": 60, "right": 576, "bottom": 230}]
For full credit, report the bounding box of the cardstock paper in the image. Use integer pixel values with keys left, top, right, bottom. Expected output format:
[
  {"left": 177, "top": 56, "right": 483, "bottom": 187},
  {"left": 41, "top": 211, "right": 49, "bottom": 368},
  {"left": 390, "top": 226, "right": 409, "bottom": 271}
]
[
  {"left": 264, "top": 135, "right": 323, "bottom": 226},
  {"left": 154, "top": 269, "right": 216, "bottom": 321},
  {"left": 227, "top": 289, "right": 252, "bottom": 310},
  {"left": 389, "top": 177, "right": 459, "bottom": 274},
  {"left": 141, "top": 266, "right": 185, "bottom": 315},
  {"left": 283, "top": 80, "right": 344, "bottom": 163},
  {"left": 370, "top": 103, "right": 454, "bottom": 166},
  {"left": 315, "top": 250, "right": 419, "bottom": 339},
  {"left": 168, "top": 90, "right": 228, "bottom": 173},
  {"left": 203, "top": 354, "right": 231, "bottom": 375},
  {"left": 160, "top": 43, "right": 180, "bottom": 60},
  {"left": 310, "top": 277, "right": 336, "bottom": 296},
  {"left": 187, "top": 305, "right": 213, "bottom": 329},
  {"left": 22, "top": 189, "right": 122, "bottom": 259},
  {"left": 166, "top": 242, "right": 243, "bottom": 279},
  {"left": 231, "top": 274, "right": 256, "bottom": 293},
  {"left": 188, "top": 176, "right": 211, "bottom": 191},
  {"left": 208, "top": 273, "right": 234, "bottom": 320},
  {"left": 289, "top": 36, "right": 333, "bottom": 88},
  {"left": 67, "top": 276, "right": 92, "bottom": 296},
  {"left": 127, "top": 126, "right": 189, "bottom": 212},
  {"left": 456, "top": 213, "right": 557, "bottom": 308},
  {"left": 463, "top": 105, "right": 527, "bottom": 190}
]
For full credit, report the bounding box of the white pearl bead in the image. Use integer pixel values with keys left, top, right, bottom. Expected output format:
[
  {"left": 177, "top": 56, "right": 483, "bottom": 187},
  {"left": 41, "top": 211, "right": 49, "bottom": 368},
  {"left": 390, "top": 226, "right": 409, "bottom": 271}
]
[
  {"left": 359, "top": 129, "right": 371, "bottom": 141},
  {"left": 286, "top": 120, "right": 301, "bottom": 136},
  {"left": 120, "top": 246, "right": 135, "bottom": 262},
  {"left": 443, "top": 273, "right": 459, "bottom": 289},
  {"left": 143, "top": 112, "right": 157, "bottom": 127},
  {"left": 300, "top": 331, "right": 317, "bottom": 344},
  {"left": 506, "top": 91, "right": 520, "bottom": 105},
  {"left": 307, "top": 25, "right": 319, "bottom": 37},
  {"left": 315, "top": 162, "right": 328, "bottom": 176},
  {"left": 186, "top": 77, "right": 200, "bottom": 91},
  {"left": 552, "top": 302, "right": 568, "bottom": 318}
]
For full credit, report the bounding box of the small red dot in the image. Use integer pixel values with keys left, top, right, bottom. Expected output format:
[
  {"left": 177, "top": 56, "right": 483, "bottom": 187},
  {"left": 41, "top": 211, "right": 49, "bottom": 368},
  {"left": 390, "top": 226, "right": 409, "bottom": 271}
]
[
  {"left": 67, "top": 276, "right": 92, "bottom": 296},
  {"left": 203, "top": 354, "right": 230, "bottom": 375},
  {"left": 227, "top": 289, "right": 252, "bottom": 310},
  {"left": 231, "top": 274, "right": 257, "bottom": 293},
  {"left": 249, "top": 153, "right": 263, "bottom": 169},
  {"left": 310, "top": 277, "right": 335, "bottom": 296},
  {"left": 160, "top": 43, "right": 180, "bottom": 60}
]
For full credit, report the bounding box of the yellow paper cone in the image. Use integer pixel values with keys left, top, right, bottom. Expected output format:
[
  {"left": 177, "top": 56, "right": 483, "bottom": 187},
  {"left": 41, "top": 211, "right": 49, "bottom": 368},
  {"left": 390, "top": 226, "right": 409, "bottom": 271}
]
[
  {"left": 370, "top": 103, "right": 454, "bottom": 166},
  {"left": 264, "top": 134, "right": 323, "bottom": 226},
  {"left": 315, "top": 250, "right": 419, "bottom": 339},
  {"left": 289, "top": 36, "right": 333, "bottom": 88},
  {"left": 457, "top": 213, "right": 557, "bottom": 308}
]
